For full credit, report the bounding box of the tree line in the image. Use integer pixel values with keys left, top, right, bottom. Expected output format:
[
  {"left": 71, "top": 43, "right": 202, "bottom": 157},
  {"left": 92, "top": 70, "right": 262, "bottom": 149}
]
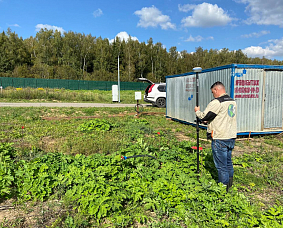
[{"left": 1, "top": 28, "right": 282, "bottom": 83}]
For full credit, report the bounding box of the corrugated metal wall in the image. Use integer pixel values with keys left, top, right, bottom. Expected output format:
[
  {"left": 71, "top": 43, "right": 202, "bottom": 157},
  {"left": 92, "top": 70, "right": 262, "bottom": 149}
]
[
  {"left": 167, "top": 68, "right": 231, "bottom": 124},
  {"left": 264, "top": 70, "right": 283, "bottom": 129},
  {"left": 234, "top": 68, "right": 264, "bottom": 132},
  {"left": 166, "top": 64, "right": 283, "bottom": 134}
]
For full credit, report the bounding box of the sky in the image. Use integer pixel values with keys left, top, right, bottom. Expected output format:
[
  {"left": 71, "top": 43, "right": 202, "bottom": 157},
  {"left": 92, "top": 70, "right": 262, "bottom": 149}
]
[{"left": 1, "top": 0, "right": 283, "bottom": 61}]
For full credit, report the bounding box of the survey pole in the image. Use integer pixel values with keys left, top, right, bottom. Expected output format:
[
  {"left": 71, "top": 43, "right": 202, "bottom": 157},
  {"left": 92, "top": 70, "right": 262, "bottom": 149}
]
[{"left": 193, "top": 67, "right": 202, "bottom": 180}]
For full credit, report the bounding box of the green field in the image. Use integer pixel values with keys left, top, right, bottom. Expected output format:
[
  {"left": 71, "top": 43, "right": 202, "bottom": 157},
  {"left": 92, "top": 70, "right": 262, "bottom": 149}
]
[
  {"left": 0, "top": 106, "right": 282, "bottom": 227},
  {"left": 0, "top": 87, "right": 146, "bottom": 104}
]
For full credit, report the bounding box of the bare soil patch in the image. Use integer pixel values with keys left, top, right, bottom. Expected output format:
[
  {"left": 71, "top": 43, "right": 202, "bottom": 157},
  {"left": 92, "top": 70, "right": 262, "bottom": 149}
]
[
  {"left": 0, "top": 200, "right": 65, "bottom": 227},
  {"left": 41, "top": 112, "right": 165, "bottom": 120}
]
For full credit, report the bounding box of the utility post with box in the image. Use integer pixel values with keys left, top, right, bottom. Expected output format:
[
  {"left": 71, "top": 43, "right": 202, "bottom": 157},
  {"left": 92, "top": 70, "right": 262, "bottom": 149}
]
[{"left": 135, "top": 91, "right": 142, "bottom": 117}]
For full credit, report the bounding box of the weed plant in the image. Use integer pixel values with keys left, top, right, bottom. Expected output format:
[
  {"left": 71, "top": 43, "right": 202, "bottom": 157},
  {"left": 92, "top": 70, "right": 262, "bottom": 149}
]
[
  {"left": 0, "top": 107, "right": 282, "bottom": 227},
  {"left": 264, "top": 134, "right": 283, "bottom": 149}
]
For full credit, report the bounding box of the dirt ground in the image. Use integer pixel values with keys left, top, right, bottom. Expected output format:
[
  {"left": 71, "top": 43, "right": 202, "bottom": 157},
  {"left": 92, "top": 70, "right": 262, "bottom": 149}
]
[{"left": 0, "top": 199, "right": 65, "bottom": 227}]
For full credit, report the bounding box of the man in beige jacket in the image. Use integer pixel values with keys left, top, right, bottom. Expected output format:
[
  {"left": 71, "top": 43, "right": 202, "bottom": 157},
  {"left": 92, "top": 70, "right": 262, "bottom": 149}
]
[{"left": 194, "top": 81, "right": 237, "bottom": 191}]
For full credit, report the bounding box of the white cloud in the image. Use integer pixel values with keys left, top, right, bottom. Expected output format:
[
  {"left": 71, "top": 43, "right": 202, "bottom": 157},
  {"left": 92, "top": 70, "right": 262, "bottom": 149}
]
[
  {"left": 178, "top": 4, "right": 196, "bottom": 12},
  {"left": 238, "top": 0, "right": 283, "bottom": 27},
  {"left": 243, "top": 37, "right": 283, "bottom": 59},
  {"left": 109, "top": 31, "right": 139, "bottom": 43},
  {"left": 243, "top": 46, "right": 276, "bottom": 58},
  {"left": 184, "top": 35, "right": 214, "bottom": 42},
  {"left": 134, "top": 5, "right": 176, "bottom": 30},
  {"left": 93, "top": 8, "right": 103, "bottom": 18},
  {"left": 241, "top": 30, "right": 270, "bottom": 38},
  {"left": 35, "top": 24, "right": 65, "bottom": 33},
  {"left": 180, "top": 3, "right": 232, "bottom": 27},
  {"left": 9, "top": 24, "right": 20, "bottom": 27},
  {"left": 185, "top": 35, "right": 204, "bottom": 42}
]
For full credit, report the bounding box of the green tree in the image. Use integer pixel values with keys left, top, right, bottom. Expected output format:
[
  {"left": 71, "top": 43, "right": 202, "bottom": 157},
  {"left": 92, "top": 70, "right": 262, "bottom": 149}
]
[
  {"left": 1, "top": 28, "right": 282, "bottom": 81},
  {"left": 0, "top": 28, "right": 30, "bottom": 74},
  {"left": 124, "top": 37, "right": 137, "bottom": 81}
]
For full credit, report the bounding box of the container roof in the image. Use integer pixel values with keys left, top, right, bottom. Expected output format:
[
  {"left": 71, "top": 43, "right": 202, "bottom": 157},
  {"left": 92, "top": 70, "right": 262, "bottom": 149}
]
[{"left": 166, "top": 64, "right": 283, "bottom": 79}]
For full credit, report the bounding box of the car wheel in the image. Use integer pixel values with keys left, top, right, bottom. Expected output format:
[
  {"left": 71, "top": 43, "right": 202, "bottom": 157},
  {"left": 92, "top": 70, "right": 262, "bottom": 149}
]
[{"left": 156, "top": 97, "right": 166, "bottom": 108}]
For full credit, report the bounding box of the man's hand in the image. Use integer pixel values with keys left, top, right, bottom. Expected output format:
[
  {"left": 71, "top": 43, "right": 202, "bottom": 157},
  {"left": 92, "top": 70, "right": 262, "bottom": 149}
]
[{"left": 194, "top": 106, "right": 200, "bottom": 112}]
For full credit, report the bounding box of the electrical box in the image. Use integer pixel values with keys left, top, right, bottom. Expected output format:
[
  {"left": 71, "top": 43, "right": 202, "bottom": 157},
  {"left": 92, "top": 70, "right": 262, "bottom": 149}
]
[
  {"left": 135, "top": 91, "right": 142, "bottom": 100},
  {"left": 112, "top": 85, "right": 118, "bottom": 102}
]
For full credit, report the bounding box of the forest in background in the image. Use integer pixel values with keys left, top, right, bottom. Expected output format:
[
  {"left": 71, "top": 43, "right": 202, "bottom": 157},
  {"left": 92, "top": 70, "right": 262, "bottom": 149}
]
[{"left": 1, "top": 28, "right": 282, "bottom": 83}]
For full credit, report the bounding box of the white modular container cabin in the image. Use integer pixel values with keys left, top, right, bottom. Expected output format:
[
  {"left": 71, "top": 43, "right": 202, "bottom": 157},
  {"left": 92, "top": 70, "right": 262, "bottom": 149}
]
[{"left": 166, "top": 64, "right": 283, "bottom": 136}]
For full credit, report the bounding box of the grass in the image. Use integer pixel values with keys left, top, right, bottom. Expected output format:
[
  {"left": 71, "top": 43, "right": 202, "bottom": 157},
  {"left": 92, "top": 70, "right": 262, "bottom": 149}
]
[
  {"left": 264, "top": 134, "right": 283, "bottom": 148},
  {"left": 0, "top": 106, "right": 282, "bottom": 227},
  {"left": 231, "top": 135, "right": 283, "bottom": 209},
  {"left": 0, "top": 87, "right": 147, "bottom": 104},
  {"left": 0, "top": 107, "right": 168, "bottom": 155}
]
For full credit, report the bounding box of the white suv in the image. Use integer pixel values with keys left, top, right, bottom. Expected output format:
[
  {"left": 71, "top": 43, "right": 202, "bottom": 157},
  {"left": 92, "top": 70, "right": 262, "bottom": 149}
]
[{"left": 138, "top": 78, "right": 166, "bottom": 108}]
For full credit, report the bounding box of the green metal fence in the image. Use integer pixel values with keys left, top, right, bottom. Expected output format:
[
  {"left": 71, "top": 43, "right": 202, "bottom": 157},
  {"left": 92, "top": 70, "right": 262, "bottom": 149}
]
[{"left": 0, "top": 77, "right": 148, "bottom": 91}]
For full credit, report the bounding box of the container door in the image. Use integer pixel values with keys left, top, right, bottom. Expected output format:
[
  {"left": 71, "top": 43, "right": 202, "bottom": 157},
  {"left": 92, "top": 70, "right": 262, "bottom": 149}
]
[{"left": 263, "top": 70, "right": 283, "bottom": 129}]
